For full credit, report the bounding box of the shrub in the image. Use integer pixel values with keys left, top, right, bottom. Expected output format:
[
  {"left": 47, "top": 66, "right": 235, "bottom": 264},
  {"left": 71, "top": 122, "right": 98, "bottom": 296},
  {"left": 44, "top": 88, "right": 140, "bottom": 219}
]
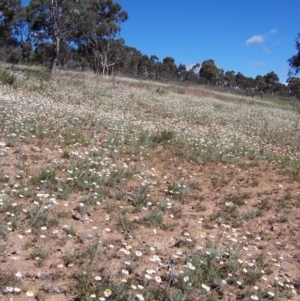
[
  {"left": 0, "top": 69, "right": 16, "bottom": 86},
  {"left": 152, "top": 130, "right": 175, "bottom": 144}
]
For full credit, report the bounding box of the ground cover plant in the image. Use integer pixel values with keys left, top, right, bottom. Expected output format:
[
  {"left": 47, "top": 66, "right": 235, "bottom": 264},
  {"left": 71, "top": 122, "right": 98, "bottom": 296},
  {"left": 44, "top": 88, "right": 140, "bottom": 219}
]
[{"left": 0, "top": 65, "right": 300, "bottom": 301}]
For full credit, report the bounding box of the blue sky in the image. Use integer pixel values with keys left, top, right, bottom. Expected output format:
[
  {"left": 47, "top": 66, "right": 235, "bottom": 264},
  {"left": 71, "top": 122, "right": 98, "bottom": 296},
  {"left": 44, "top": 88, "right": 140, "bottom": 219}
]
[{"left": 22, "top": 0, "right": 299, "bottom": 83}]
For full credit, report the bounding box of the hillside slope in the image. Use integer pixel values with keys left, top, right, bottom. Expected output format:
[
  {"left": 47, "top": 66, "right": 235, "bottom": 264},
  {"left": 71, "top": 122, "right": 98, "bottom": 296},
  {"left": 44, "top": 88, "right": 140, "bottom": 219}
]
[{"left": 0, "top": 68, "right": 300, "bottom": 300}]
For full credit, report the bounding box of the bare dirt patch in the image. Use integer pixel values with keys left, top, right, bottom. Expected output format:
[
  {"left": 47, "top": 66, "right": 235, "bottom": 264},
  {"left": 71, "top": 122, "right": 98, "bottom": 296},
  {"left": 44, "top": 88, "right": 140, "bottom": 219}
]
[
  {"left": 1, "top": 137, "right": 300, "bottom": 300},
  {"left": 182, "top": 88, "right": 211, "bottom": 99}
]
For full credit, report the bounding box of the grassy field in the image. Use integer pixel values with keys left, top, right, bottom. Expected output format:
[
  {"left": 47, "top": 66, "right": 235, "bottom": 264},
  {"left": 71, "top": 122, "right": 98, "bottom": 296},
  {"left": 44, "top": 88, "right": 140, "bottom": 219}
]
[{"left": 0, "top": 66, "right": 300, "bottom": 301}]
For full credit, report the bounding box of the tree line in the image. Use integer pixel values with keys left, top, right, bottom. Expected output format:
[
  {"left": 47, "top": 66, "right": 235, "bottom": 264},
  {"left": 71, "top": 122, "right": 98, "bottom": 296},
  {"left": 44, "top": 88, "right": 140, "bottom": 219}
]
[{"left": 0, "top": 0, "right": 299, "bottom": 99}]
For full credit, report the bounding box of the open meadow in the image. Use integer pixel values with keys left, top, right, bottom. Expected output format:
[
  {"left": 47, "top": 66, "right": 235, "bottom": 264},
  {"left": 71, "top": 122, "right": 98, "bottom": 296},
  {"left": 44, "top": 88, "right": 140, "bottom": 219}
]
[{"left": 0, "top": 66, "right": 300, "bottom": 301}]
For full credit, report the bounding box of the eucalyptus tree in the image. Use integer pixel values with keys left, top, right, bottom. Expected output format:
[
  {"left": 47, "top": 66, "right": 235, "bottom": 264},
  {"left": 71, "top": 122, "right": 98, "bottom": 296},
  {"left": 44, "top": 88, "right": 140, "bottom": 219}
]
[
  {"left": 224, "top": 70, "right": 236, "bottom": 88},
  {"left": 216, "top": 68, "right": 225, "bottom": 86},
  {"left": 123, "top": 46, "right": 142, "bottom": 76},
  {"left": 285, "top": 33, "right": 300, "bottom": 99},
  {"left": 28, "top": 0, "right": 83, "bottom": 76},
  {"left": 287, "top": 77, "right": 300, "bottom": 99},
  {"left": 255, "top": 75, "right": 267, "bottom": 93},
  {"left": 0, "top": 0, "right": 21, "bottom": 59},
  {"left": 59, "top": 39, "right": 75, "bottom": 69},
  {"left": 32, "top": 41, "right": 53, "bottom": 66},
  {"left": 11, "top": 4, "right": 34, "bottom": 63},
  {"left": 273, "top": 82, "right": 288, "bottom": 97},
  {"left": 149, "top": 55, "right": 159, "bottom": 78},
  {"left": 80, "top": 0, "right": 128, "bottom": 75},
  {"left": 199, "top": 59, "right": 218, "bottom": 85},
  {"left": 160, "top": 56, "right": 177, "bottom": 79},
  {"left": 0, "top": 0, "right": 32, "bottom": 63},
  {"left": 183, "top": 63, "right": 200, "bottom": 82},
  {"left": 177, "top": 63, "right": 187, "bottom": 81},
  {"left": 95, "top": 37, "right": 125, "bottom": 75},
  {"left": 235, "top": 72, "right": 248, "bottom": 90},
  {"left": 139, "top": 54, "right": 160, "bottom": 79},
  {"left": 288, "top": 33, "right": 300, "bottom": 77},
  {"left": 0, "top": 0, "right": 20, "bottom": 39},
  {"left": 263, "top": 71, "right": 279, "bottom": 94},
  {"left": 150, "top": 55, "right": 159, "bottom": 65},
  {"left": 138, "top": 54, "right": 151, "bottom": 78}
]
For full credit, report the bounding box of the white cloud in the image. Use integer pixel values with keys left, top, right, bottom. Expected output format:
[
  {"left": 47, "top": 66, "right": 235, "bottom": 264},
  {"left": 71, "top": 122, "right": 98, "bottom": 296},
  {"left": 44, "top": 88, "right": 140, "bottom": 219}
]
[
  {"left": 184, "top": 63, "right": 201, "bottom": 72},
  {"left": 185, "top": 63, "right": 195, "bottom": 70},
  {"left": 245, "top": 35, "right": 264, "bottom": 45},
  {"left": 269, "top": 28, "right": 278, "bottom": 34},
  {"left": 249, "top": 61, "right": 266, "bottom": 67},
  {"left": 273, "top": 40, "right": 282, "bottom": 46},
  {"left": 262, "top": 46, "right": 271, "bottom": 54}
]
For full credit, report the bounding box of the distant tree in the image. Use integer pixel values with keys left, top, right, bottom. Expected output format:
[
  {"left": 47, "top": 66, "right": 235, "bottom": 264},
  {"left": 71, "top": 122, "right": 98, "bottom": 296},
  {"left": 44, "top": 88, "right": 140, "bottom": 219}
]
[
  {"left": 149, "top": 55, "right": 159, "bottom": 78},
  {"left": 80, "top": 0, "right": 128, "bottom": 75},
  {"left": 186, "top": 63, "right": 200, "bottom": 82},
  {"left": 28, "top": 0, "right": 83, "bottom": 76},
  {"left": 244, "top": 77, "right": 255, "bottom": 90},
  {"left": 75, "top": 43, "right": 90, "bottom": 70},
  {"left": 11, "top": 5, "right": 34, "bottom": 63},
  {"left": 160, "top": 56, "right": 177, "bottom": 79},
  {"left": 122, "top": 47, "right": 142, "bottom": 76},
  {"left": 97, "top": 37, "right": 125, "bottom": 75},
  {"left": 177, "top": 63, "right": 187, "bottom": 81},
  {"left": 288, "top": 33, "right": 300, "bottom": 76},
  {"left": 150, "top": 55, "right": 159, "bottom": 64},
  {"left": 0, "top": 0, "right": 21, "bottom": 60},
  {"left": 138, "top": 54, "right": 151, "bottom": 77},
  {"left": 235, "top": 72, "right": 247, "bottom": 90},
  {"left": 0, "top": 0, "right": 21, "bottom": 40},
  {"left": 216, "top": 68, "right": 225, "bottom": 86},
  {"left": 32, "top": 42, "right": 53, "bottom": 66},
  {"left": 59, "top": 39, "right": 75, "bottom": 69},
  {"left": 199, "top": 59, "right": 218, "bottom": 84},
  {"left": 263, "top": 71, "right": 279, "bottom": 94},
  {"left": 287, "top": 34, "right": 300, "bottom": 100},
  {"left": 189, "top": 63, "right": 199, "bottom": 73},
  {"left": 224, "top": 70, "right": 236, "bottom": 88},
  {"left": 287, "top": 77, "right": 300, "bottom": 99},
  {"left": 273, "top": 82, "right": 288, "bottom": 96},
  {"left": 255, "top": 75, "right": 267, "bottom": 93}
]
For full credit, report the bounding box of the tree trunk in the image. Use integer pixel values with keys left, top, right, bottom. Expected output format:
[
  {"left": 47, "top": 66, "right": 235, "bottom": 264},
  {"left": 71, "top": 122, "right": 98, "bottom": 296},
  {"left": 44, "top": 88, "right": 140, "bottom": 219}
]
[
  {"left": 51, "top": 36, "right": 60, "bottom": 77},
  {"left": 93, "top": 53, "right": 97, "bottom": 73},
  {"left": 101, "top": 55, "right": 108, "bottom": 76},
  {"left": 63, "top": 57, "right": 68, "bottom": 69}
]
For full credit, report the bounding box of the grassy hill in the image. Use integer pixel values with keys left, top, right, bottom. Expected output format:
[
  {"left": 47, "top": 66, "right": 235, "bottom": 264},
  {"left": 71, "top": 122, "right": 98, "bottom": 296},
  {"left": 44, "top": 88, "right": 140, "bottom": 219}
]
[{"left": 0, "top": 66, "right": 300, "bottom": 301}]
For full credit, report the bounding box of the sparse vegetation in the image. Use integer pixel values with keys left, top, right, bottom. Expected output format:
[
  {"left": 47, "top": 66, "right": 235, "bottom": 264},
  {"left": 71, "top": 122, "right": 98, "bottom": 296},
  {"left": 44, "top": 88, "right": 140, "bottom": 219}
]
[
  {"left": 0, "top": 69, "right": 17, "bottom": 86},
  {"left": 0, "top": 67, "right": 299, "bottom": 300}
]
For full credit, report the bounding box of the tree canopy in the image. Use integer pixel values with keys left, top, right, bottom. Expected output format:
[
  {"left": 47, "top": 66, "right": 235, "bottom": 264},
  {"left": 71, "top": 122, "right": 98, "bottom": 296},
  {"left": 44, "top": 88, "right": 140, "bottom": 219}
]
[
  {"left": 199, "top": 59, "right": 218, "bottom": 84},
  {"left": 288, "top": 33, "right": 300, "bottom": 77},
  {"left": 0, "top": 2, "right": 298, "bottom": 99},
  {"left": 29, "top": 0, "right": 84, "bottom": 75},
  {"left": 287, "top": 77, "right": 300, "bottom": 99},
  {"left": 26, "top": 0, "right": 129, "bottom": 76}
]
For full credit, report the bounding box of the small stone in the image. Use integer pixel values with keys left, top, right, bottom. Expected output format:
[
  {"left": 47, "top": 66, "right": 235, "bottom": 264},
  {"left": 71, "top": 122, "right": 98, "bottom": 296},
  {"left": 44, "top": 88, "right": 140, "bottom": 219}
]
[
  {"left": 168, "top": 237, "right": 177, "bottom": 247},
  {"left": 44, "top": 284, "right": 61, "bottom": 294},
  {"left": 72, "top": 212, "right": 82, "bottom": 221},
  {"left": 50, "top": 259, "right": 64, "bottom": 269},
  {"left": 30, "top": 146, "right": 41, "bottom": 152}
]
